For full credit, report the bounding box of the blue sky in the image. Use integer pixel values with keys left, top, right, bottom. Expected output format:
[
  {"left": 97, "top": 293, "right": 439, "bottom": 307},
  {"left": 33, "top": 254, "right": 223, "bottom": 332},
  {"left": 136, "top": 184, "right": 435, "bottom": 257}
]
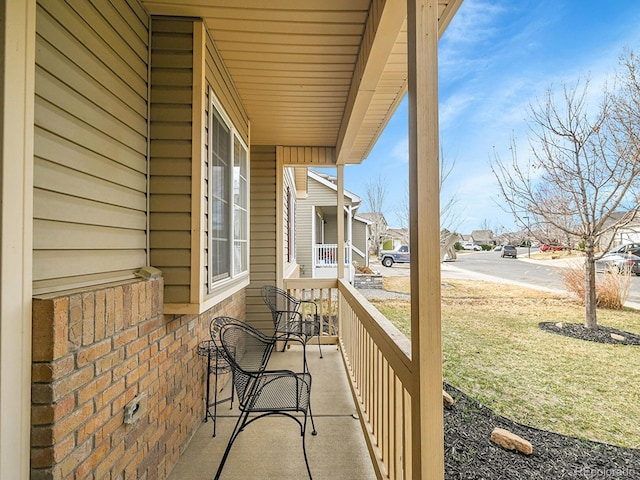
[{"left": 331, "top": 0, "right": 640, "bottom": 235}]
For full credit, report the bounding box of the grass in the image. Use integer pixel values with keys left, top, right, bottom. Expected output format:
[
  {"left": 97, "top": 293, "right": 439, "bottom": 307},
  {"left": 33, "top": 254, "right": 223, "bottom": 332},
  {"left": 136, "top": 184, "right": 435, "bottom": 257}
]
[{"left": 370, "top": 277, "right": 640, "bottom": 448}]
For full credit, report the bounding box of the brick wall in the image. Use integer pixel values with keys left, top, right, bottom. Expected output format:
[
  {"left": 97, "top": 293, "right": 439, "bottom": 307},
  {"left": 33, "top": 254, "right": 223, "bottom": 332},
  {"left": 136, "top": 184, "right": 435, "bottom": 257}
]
[{"left": 31, "top": 278, "right": 245, "bottom": 480}]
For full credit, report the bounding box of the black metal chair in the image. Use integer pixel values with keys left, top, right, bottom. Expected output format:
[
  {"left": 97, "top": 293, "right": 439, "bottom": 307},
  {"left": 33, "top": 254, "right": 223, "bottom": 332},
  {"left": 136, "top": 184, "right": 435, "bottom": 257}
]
[
  {"left": 261, "top": 285, "right": 323, "bottom": 366},
  {"left": 211, "top": 317, "right": 317, "bottom": 480}
]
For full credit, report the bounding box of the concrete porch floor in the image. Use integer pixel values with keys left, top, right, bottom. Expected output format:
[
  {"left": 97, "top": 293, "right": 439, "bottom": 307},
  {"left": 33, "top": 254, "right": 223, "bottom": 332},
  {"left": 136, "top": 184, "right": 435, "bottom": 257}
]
[{"left": 167, "top": 344, "right": 377, "bottom": 480}]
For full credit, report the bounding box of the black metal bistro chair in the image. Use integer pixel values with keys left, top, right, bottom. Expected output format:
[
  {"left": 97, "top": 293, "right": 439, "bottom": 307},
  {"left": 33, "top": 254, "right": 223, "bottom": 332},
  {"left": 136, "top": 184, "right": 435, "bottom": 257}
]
[
  {"left": 211, "top": 317, "right": 317, "bottom": 480},
  {"left": 261, "top": 285, "right": 323, "bottom": 367}
]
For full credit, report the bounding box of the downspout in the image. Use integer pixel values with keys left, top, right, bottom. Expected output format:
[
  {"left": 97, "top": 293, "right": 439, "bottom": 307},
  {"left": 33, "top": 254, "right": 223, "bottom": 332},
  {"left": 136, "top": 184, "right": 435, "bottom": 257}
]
[{"left": 145, "top": 17, "right": 152, "bottom": 265}]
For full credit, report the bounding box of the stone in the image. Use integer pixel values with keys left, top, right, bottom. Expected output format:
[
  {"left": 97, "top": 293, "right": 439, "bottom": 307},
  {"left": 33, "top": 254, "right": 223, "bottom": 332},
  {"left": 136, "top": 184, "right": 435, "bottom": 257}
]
[
  {"left": 490, "top": 427, "right": 533, "bottom": 455},
  {"left": 611, "top": 333, "right": 626, "bottom": 342},
  {"left": 443, "top": 390, "right": 455, "bottom": 407},
  {"left": 555, "top": 322, "right": 564, "bottom": 328}
]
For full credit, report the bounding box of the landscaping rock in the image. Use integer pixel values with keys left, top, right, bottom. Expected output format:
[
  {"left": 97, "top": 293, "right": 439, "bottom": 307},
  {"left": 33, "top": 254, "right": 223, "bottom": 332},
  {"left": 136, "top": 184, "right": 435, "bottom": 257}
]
[
  {"left": 555, "top": 322, "right": 564, "bottom": 328},
  {"left": 443, "top": 390, "right": 455, "bottom": 407},
  {"left": 490, "top": 427, "right": 533, "bottom": 455},
  {"left": 611, "top": 333, "right": 626, "bottom": 342}
]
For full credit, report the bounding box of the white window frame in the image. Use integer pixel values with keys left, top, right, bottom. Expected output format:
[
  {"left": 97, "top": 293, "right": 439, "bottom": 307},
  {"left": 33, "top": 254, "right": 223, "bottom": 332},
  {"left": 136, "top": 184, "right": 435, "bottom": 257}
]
[{"left": 207, "top": 89, "right": 249, "bottom": 295}]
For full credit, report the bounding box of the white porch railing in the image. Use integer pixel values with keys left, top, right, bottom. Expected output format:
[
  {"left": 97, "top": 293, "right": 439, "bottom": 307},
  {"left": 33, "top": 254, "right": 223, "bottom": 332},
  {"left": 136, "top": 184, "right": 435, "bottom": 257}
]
[
  {"left": 283, "top": 278, "right": 414, "bottom": 479},
  {"left": 313, "top": 243, "right": 351, "bottom": 267}
]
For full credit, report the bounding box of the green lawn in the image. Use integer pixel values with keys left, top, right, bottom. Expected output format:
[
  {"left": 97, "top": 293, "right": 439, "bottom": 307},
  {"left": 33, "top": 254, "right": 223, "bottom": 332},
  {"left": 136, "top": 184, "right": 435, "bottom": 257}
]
[{"left": 370, "top": 278, "right": 640, "bottom": 448}]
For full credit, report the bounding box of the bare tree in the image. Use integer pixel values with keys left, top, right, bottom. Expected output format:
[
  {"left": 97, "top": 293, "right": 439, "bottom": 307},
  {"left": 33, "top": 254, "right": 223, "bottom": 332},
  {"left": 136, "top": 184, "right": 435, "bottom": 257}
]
[
  {"left": 492, "top": 53, "right": 640, "bottom": 329},
  {"left": 396, "top": 148, "right": 462, "bottom": 232},
  {"left": 364, "top": 175, "right": 389, "bottom": 255}
]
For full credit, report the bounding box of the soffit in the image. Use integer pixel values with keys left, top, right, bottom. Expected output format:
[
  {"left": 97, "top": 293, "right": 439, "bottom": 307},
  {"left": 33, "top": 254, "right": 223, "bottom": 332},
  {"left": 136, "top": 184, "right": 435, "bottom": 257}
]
[{"left": 142, "top": 0, "right": 463, "bottom": 164}]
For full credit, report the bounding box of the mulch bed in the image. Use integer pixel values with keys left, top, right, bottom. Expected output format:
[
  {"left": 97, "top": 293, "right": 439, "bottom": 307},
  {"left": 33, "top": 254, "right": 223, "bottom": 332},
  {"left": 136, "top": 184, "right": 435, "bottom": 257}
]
[
  {"left": 444, "top": 383, "right": 640, "bottom": 479},
  {"left": 538, "top": 322, "right": 640, "bottom": 345}
]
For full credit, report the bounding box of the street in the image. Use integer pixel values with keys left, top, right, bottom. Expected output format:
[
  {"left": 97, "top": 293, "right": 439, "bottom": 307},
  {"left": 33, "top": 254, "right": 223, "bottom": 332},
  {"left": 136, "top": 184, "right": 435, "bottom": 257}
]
[{"left": 372, "top": 248, "right": 640, "bottom": 305}]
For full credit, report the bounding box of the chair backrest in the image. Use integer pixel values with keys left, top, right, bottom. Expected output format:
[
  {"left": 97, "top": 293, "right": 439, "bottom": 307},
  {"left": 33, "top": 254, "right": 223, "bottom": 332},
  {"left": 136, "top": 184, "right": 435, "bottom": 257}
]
[
  {"left": 261, "top": 285, "right": 301, "bottom": 322},
  {"left": 214, "top": 319, "right": 275, "bottom": 406},
  {"left": 209, "top": 316, "right": 237, "bottom": 348}
]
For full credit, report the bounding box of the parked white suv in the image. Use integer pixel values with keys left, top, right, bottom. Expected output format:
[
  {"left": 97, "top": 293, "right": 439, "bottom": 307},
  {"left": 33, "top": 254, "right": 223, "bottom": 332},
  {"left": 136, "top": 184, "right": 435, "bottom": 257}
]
[{"left": 462, "top": 242, "right": 482, "bottom": 251}]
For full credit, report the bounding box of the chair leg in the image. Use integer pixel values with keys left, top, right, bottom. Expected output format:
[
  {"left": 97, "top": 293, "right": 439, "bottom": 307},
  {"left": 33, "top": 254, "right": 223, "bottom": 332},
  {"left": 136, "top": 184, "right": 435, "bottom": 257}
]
[
  {"left": 314, "top": 314, "right": 323, "bottom": 359},
  {"left": 214, "top": 410, "right": 250, "bottom": 480},
  {"left": 302, "top": 410, "right": 318, "bottom": 480}
]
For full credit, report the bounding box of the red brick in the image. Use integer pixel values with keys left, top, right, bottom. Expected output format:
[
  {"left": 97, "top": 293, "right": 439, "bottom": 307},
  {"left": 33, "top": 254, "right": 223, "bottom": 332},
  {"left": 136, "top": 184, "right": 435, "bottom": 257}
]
[
  {"left": 82, "top": 292, "right": 95, "bottom": 345},
  {"left": 96, "top": 377, "right": 126, "bottom": 411},
  {"left": 113, "top": 327, "right": 137, "bottom": 349},
  {"left": 122, "top": 285, "right": 133, "bottom": 328},
  {"left": 74, "top": 437, "right": 110, "bottom": 480},
  {"left": 32, "top": 394, "right": 75, "bottom": 425},
  {"left": 94, "top": 414, "right": 122, "bottom": 445},
  {"left": 105, "top": 288, "right": 116, "bottom": 337},
  {"left": 31, "top": 425, "right": 55, "bottom": 448},
  {"left": 94, "top": 289, "right": 106, "bottom": 342},
  {"left": 32, "top": 355, "right": 74, "bottom": 382},
  {"left": 77, "top": 405, "right": 111, "bottom": 444},
  {"left": 32, "top": 299, "right": 55, "bottom": 361},
  {"left": 69, "top": 295, "right": 83, "bottom": 351},
  {"left": 52, "top": 402, "right": 94, "bottom": 443},
  {"left": 77, "top": 372, "right": 112, "bottom": 406},
  {"left": 95, "top": 348, "right": 124, "bottom": 375},
  {"left": 114, "top": 287, "right": 124, "bottom": 332},
  {"left": 53, "top": 366, "right": 94, "bottom": 401},
  {"left": 76, "top": 339, "right": 111, "bottom": 367},
  {"left": 125, "top": 335, "right": 148, "bottom": 357},
  {"left": 94, "top": 441, "right": 125, "bottom": 480},
  {"left": 57, "top": 439, "right": 92, "bottom": 480},
  {"left": 112, "top": 356, "right": 138, "bottom": 383},
  {"left": 32, "top": 383, "right": 54, "bottom": 405}
]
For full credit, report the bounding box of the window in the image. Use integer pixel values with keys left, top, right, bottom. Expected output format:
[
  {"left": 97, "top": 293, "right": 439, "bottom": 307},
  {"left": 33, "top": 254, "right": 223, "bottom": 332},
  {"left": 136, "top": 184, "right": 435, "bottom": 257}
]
[
  {"left": 208, "top": 92, "right": 249, "bottom": 292},
  {"left": 286, "top": 187, "right": 296, "bottom": 262}
]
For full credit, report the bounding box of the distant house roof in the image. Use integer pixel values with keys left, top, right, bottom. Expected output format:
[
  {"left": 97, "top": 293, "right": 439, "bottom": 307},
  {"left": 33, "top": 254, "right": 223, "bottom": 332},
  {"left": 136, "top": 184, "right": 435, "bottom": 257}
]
[
  {"left": 353, "top": 214, "right": 373, "bottom": 225},
  {"left": 308, "top": 169, "right": 360, "bottom": 204},
  {"left": 358, "top": 212, "right": 387, "bottom": 226},
  {"left": 386, "top": 227, "right": 408, "bottom": 241},
  {"left": 470, "top": 230, "right": 494, "bottom": 243}
]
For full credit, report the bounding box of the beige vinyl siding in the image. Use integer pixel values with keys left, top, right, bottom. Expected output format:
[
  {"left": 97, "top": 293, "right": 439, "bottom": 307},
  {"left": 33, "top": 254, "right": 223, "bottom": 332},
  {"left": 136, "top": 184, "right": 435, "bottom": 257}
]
[
  {"left": 307, "top": 174, "right": 346, "bottom": 205},
  {"left": 33, "top": 0, "right": 149, "bottom": 294},
  {"left": 280, "top": 146, "right": 336, "bottom": 166},
  {"left": 296, "top": 203, "right": 315, "bottom": 278},
  {"left": 283, "top": 168, "right": 296, "bottom": 270},
  {"left": 202, "top": 26, "right": 250, "bottom": 298},
  {"left": 246, "top": 146, "right": 277, "bottom": 330},
  {"left": 205, "top": 30, "right": 249, "bottom": 146},
  {"left": 352, "top": 220, "right": 368, "bottom": 265},
  {"left": 149, "top": 17, "right": 193, "bottom": 304}
]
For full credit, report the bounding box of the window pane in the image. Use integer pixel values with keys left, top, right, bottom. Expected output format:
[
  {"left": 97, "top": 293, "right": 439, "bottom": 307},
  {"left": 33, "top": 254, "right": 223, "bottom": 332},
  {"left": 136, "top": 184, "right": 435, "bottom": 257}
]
[
  {"left": 211, "top": 108, "right": 230, "bottom": 281},
  {"left": 232, "top": 136, "right": 248, "bottom": 276}
]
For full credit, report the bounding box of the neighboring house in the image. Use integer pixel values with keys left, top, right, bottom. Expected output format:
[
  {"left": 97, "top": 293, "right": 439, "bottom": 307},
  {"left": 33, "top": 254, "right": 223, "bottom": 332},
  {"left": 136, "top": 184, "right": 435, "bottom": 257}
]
[
  {"left": 593, "top": 211, "right": 640, "bottom": 251},
  {"left": 1, "top": 2, "right": 463, "bottom": 480},
  {"left": 295, "top": 169, "right": 369, "bottom": 282},
  {"left": 470, "top": 230, "right": 495, "bottom": 245},
  {"left": 359, "top": 211, "right": 388, "bottom": 255},
  {"left": 386, "top": 227, "right": 410, "bottom": 247}
]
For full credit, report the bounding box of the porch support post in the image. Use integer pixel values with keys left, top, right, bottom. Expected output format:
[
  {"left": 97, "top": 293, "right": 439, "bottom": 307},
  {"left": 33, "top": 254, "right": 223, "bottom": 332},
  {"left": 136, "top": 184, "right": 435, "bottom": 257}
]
[
  {"left": 0, "top": 0, "right": 36, "bottom": 478},
  {"left": 336, "top": 165, "right": 345, "bottom": 278},
  {"left": 407, "top": 0, "right": 444, "bottom": 478}
]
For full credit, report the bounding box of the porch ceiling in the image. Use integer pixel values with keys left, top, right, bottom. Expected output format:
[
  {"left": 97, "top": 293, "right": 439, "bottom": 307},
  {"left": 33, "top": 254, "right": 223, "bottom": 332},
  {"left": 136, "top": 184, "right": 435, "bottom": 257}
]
[{"left": 142, "top": 0, "right": 463, "bottom": 164}]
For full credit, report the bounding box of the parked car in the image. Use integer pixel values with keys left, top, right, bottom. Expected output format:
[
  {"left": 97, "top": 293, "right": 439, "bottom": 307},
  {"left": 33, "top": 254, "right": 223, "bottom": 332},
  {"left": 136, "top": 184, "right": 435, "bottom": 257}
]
[
  {"left": 501, "top": 245, "right": 518, "bottom": 258},
  {"left": 608, "top": 243, "right": 640, "bottom": 254},
  {"left": 595, "top": 252, "right": 640, "bottom": 275},
  {"left": 462, "top": 242, "right": 482, "bottom": 251},
  {"left": 378, "top": 245, "right": 410, "bottom": 267},
  {"left": 540, "top": 244, "right": 563, "bottom": 252},
  {"left": 494, "top": 245, "right": 503, "bottom": 251}
]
